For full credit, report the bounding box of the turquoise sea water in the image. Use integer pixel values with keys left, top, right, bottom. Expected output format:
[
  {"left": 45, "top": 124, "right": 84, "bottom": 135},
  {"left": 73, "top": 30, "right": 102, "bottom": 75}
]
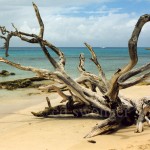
[{"left": 0, "top": 47, "right": 150, "bottom": 82}]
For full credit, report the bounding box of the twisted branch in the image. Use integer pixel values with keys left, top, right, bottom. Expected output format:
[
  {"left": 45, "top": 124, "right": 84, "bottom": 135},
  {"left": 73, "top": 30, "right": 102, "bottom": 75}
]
[
  {"left": 106, "top": 14, "right": 150, "bottom": 101},
  {"left": 84, "top": 43, "right": 108, "bottom": 89},
  {"left": 118, "top": 63, "right": 150, "bottom": 88}
]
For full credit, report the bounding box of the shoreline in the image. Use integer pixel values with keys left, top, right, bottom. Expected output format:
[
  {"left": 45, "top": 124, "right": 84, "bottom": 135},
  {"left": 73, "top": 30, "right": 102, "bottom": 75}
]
[
  {"left": 0, "top": 88, "right": 57, "bottom": 118},
  {"left": 0, "top": 85, "right": 149, "bottom": 150}
]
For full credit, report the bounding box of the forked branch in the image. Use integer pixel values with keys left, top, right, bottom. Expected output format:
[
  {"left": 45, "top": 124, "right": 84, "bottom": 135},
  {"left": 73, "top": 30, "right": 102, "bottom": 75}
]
[
  {"left": 32, "top": 2, "right": 44, "bottom": 38},
  {"left": 84, "top": 42, "right": 108, "bottom": 90},
  {"left": 118, "top": 63, "right": 150, "bottom": 88},
  {"left": 106, "top": 14, "right": 150, "bottom": 101}
]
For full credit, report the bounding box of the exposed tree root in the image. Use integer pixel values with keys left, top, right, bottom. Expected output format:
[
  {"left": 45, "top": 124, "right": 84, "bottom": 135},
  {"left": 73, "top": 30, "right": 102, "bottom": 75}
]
[{"left": 31, "top": 97, "right": 110, "bottom": 118}]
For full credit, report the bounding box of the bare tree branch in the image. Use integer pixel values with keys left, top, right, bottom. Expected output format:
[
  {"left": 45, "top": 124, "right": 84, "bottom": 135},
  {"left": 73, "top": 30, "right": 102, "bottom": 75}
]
[
  {"left": 32, "top": 2, "right": 44, "bottom": 38},
  {"left": 0, "top": 35, "right": 6, "bottom": 40},
  {"left": 44, "top": 41, "right": 66, "bottom": 70},
  {"left": 11, "top": 23, "right": 18, "bottom": 32},
  {"left": 106, "top": 14, "right": 150, "bottom": 101},
  {"left": 0, "top": 57, "right": 49, "bottom": 77},
  {"left": 78, "top": 53, "right": 86, "bottom": 73},
  {"left": 118, "top": 63, "right": 150, "bottom": 88},
  {"left": 52, "top": 85, "right": 69, "bottom": 101},
  {"left": 0, "top": 26, "right": 9, "bottom": 35},
  {"left": 84, "top": 42, "right": 108, "bottom": 89}
]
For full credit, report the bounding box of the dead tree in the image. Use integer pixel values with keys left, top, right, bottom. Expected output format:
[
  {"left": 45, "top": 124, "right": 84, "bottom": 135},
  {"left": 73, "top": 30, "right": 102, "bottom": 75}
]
[{"left": 0, "top": 3, "right": 150, "bottom": 138}]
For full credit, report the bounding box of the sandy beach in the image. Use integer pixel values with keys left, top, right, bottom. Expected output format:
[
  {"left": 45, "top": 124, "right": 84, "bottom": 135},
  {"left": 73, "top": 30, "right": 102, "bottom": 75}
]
[{"left": 0, "top": 85, "right": 149, "bottom": 150}]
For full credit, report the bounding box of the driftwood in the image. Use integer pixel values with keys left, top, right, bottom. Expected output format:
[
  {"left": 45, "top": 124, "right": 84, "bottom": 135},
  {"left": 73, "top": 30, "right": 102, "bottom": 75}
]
[{"left": 0, "top": 3, "right": 150, "bottom": 138}]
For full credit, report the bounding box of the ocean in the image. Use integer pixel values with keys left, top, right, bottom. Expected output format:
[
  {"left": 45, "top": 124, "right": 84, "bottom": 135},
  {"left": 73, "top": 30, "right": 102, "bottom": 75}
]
[{"left": 0, "top": 47, "right": 150, "bottom": 82}]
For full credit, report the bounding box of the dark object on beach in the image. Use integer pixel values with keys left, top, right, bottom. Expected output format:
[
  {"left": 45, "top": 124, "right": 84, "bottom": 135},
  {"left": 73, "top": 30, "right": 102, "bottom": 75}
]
[
  {"left": 87, "top": 140, "right": 96, "bottom": 144},
  {"left": 10, "top": 72, "right": 15, "bottom": 75},
  {"left": 0, "top": 77, "right": 46, "bottom": 90},
  {"left": 0, "top": 3, "right": 150, "bottom": 138},
  {"left": 0, "top": 70, "right": 15, "bottom": 77}
]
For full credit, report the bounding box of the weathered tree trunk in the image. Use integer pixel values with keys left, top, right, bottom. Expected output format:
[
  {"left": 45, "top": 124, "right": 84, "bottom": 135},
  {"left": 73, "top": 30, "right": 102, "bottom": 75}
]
[{"left": 0, "top": 3, "right": 150, "bottom": 138}]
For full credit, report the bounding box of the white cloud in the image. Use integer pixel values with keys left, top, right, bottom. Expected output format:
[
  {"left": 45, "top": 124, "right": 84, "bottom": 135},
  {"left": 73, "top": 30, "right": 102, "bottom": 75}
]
[
  {"left": 19, "top": 21, "right": 38, "bottom": 34},
  {"left": 85, "top": 5, "right": 122, "bottom": 15},
  {"left": 16, "top": 12, "right": 150, "bottom": 47}
]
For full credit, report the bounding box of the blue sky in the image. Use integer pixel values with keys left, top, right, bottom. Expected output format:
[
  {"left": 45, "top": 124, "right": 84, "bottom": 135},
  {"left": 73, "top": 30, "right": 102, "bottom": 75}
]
[
  {"left": 0, "top": 0, "right": 150, "bottom": 47},
  {"left": 58, "top": 0, "right": 150, "bottom": 17}
]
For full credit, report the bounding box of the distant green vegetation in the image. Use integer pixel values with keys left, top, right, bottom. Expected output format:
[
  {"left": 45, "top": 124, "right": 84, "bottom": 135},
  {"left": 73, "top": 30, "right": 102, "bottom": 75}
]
[{"left": 145, "top": 48, "right": 150, "bottom": 50}]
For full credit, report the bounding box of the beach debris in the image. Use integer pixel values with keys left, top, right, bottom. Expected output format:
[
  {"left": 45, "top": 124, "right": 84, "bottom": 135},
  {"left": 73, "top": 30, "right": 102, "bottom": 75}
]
[
  {"left": 28, "top": 92, "right": 41, "bottom": 96},
  {"left": 87, "top": 140, "right": 96, "bottom": 144},
  {"left": 0, "top": 3, "right": 150, "bottom": 139},
  {"left": 0, "top": 77, "right": 46, "bottom": 90},
  {"left": 0, "top": 70, "right": 15, "bottom": 77},
  {"left": 46, "top": 97, "right": 51, "bottom": 108}
]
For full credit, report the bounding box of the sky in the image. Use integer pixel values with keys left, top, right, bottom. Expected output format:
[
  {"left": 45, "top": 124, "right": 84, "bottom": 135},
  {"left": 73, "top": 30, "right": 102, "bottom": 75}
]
[{"left": 0, "top": 0, "right": 150, "bottom": 47}]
